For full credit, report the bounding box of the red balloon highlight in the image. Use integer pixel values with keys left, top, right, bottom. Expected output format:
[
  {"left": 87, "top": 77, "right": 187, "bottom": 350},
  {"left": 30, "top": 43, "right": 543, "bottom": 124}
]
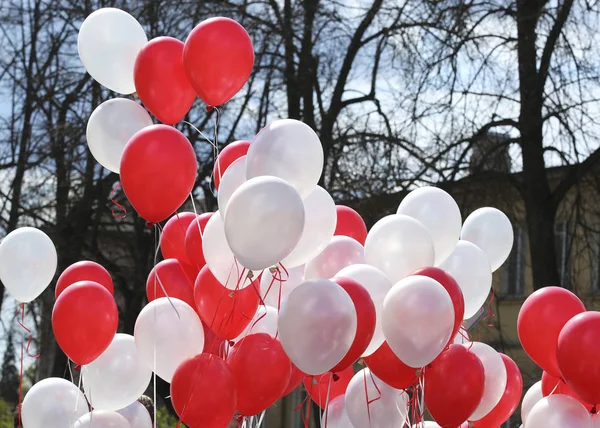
[
  {"left": 334, "top": 205, "right": 367, "bottom": 245},
  {"left": 471, "top": 354, "right": 523, "bottom": 427},
  {"left": 517, "top": 286, "right": 585, "bottom": 377},
  {"left": 183, "top": 18, "right": 254, "bottom": 107},
  {"left": 227, "top": 333, "right": 291, "bottom": 416},
  {"left": 331, "top": 277, "right": 376, "bottom": 372},
  {"left": 171, "top": 353, "right": 237, "bottom": 428},
  {"left": 363, "top": 341, "right": 418, "bottom": 390},
  {"left": 134, "top": 36, "right": 196, "bottom": 125},
  {"left": 424, "top": 344, "right": 485, "bottom": 427},
  {"left": 52, "top": 281, "right": 118, "bottom": 365},
  {"left": 213, "top": 141, "right": 250, "bottom": 189},
  {"left": 56, "top": 261, "right": 113, "bottom": 298},
  {"left": 193, "top": 265, "right": 260, "bottom": 340},
  {"left": 557, "top": 311, "right": 600, "bottom": 405},
  {"left": 146, "top": 259, "right": 195, "bottom": 309},
  {"left": 412, "top": 267, "right": 464, "bottom": 344},
  {"left": 303, "top": 366, "right": 354, "bottom": 409},
  {"left": 120, "top": 125, "right": 197, "bottom": 223}
]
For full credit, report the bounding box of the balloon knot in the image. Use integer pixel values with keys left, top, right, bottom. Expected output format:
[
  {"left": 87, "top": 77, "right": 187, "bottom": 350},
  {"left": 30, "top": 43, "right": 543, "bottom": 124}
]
[
  {"left": 332, "top": 373, "right": 340, "bottom": 382},
  {"left": 415, "top": 368, "right": 422, "bottom": 377},
  {"left": 206, "top": 105, "right": 214, "bottom": 112},
  {"left": 592, "top": 405, "right": 597, "bottom": 414},
  {"left": 145, "top": 221, "right": 153, "bottom": 229},
  {"left": 228, "top": 340, "right": 235, "bottom": 347}
]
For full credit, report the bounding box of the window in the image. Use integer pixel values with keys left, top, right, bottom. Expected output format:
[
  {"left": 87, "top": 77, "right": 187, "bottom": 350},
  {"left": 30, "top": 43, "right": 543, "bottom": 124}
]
[
  {"left": 500, "top": 227, "right": 525, "bottom": 297},
  {"left": 554, "top": 222, "right": 574, "bottom": 289}
]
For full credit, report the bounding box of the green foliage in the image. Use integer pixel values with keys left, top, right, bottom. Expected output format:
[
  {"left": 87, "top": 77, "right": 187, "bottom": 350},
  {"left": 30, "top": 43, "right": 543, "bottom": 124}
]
[
  {"left": 0, "top": 331, "right": 19, "bottom": 406},
  {"left": 156, "top": 406, "right": 186, "bottom": 428},
  {"left": 0, "top": 398, "right": 15, "bottom": 428}
]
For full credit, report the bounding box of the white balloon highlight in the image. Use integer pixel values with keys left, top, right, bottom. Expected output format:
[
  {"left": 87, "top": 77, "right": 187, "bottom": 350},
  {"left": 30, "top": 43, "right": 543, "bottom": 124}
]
[
  {"left": 334, "top": 264, "right": 392, "bottom": 356},
  {"left": 278, "top": 279, "right": 357, "bottom": 375},
  {"left": 281, "top": 186, "right": 336, "bottom": 268},
  {"left": 521, "top": 381, "right": 543, "bottom": 427},
  {"left": 304, "top": 236, "right": 364, "bottom": 280},
  {"left": 397, "top": 187, "right": 461, "bottom": 265},
  {"left": 461, "top": 207, "right": 514, "bottom": 272},
  {"left": 466, "top": 342, "right": 507, "bottom": 421},
  {"left": 246, "top": 119, "right": 324, "bottom": 198},
  {"left": 0, "top": 227, "right": 57, "bottom": 303},
  {"left": 134, "top": 298, "right": 204, "bottom": 382},
  {"left": 78, "top": 8, "right": 147, "bottom": 94},
  {"left": 86, "top": 99, "right": 153, "bottom": 173},
  {"left": 117, "top": 401, "right": 152, "bottom": 428},
  {"left": 82, "top": 334, "right": 151, "bottom": 411},
  {"left": 321, "top": 395, "right": 352, "bottom": 428},
  {"left": 382, "top": 275, "right": 454, "bottom": 368},
  {"left": 345, "top": 368, "right": 409, "bottom": 428},
  {"left": 218, "top": 156, "right": 246, "bottom": 215},
  {"left": 525, "top": 395, "right": 591, "bottom": 428},
  {"left": 21, "top": 378, "right": 89, "bottom": 428},
  {"left": 439, "top": 241, "right": 492, "bottom": 319},
  {"left": 224, "top": 176, "right": 305, "bottom": 271},
  {"left": 364, "top": 214, "right": 435, "bottom": 284},
  {"left": 234, "top": 305, "right": 279, "bottom": 342},
  {"left": 74, "top": 411, "right": 131, "bottom": 428}
]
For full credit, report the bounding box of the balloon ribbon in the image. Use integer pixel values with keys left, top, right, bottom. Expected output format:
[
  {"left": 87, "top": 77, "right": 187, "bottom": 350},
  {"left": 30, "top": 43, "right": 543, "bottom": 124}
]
[{"left": 16, "top": 303, "right": 39, "bottom": 427}]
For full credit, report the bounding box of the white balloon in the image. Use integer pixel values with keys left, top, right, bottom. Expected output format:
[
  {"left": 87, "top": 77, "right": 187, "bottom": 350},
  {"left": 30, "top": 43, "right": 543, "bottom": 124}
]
[
  {"left": 345, "top": 368, "right": 409, "bottom": 428},
  {"left": 364, "top": 215, "right": 435, "bottom": 284},
  {"left": 526, "top": 395, "right": 591, "bottom": 428},
  {"left": 439, "top": 241, "right": 492, "bottom": 319},
  {"left": 260, "top": 264, "right": 305, "bottom": 308},
  {"left": 521, "top": 381, "right": 543, "bottom": 427},
  {"left": 246, "top": 119, "right": 324, "bottom": 198},
  {"left": 334, "top": 264, "right": 392, "bottom": 356},
  {"left": 202, "top": 211, "right": 257, "bottom": 289},
  {"left": 278, "top": 279, "right": 357, "bottom": 375},
  {"left": 281, "top": 186, "right": 336, "bottom": 268},
  {"left": 218, "top": 156, "right": 246, "bottom": 215},
  {"left": 382, "top": 276, "right": 454, "bottom": 368},
  {"left": 322, "top": 395, "right": 353, "bottom": 428},
  {"left": 78, "top": 8, "right": 147, "bottom": 94},
  {"left": 304, "top": 236, "right": 364, "bottom": 280},
  {"left": 234, "top": 305, "right": 279, "bottom": 342},
  {"left": 117, "top": 402, "right": 152, "bottom": 428},
  {"left": 0, "top": 227, "right": 57, "bottom": 303},
  {"left": 82, "top": 334, "right": 152, "bottom": 411},
  {"left": 134, "top": 298, "right": 204, "bottom": 383},
  {"left": 461, "top": 207, "right": 514, "bottom": 272},
  {"left": 21, "top": 377, "right": 89, "bottom": 428},
  {"left": 224, "top": 176, "right": 305, "bottom": 271},
  {"left": 86, "top": 99, "right": 153, "bottom": 173},
  {"left": 74, "top": 410, "right": 131, "bottom": 428},
  {"left": 593, "top": 414, "right": 600, "bottom": 428},
  {"left": 397, "top": 187, "right": 461, "bottom": 266},
  {"left": 465, "top": 342, "right": 507, "bottom": 421}
]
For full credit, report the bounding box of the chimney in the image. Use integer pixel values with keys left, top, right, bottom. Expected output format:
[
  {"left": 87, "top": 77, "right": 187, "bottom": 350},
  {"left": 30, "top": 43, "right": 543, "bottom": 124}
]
[{"left": 470, "top": 132, "right": 511, "bottom": 173}]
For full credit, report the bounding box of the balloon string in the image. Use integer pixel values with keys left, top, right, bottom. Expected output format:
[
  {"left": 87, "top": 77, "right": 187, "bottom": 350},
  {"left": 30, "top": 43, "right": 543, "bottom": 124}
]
[
  {"left": 483, "top": 287, "right": 496, "bottom": 327},
  {"left": 109, "top": 181, "right": 127, "bottom": 219},
  {"left": 188, "top": 194, "right": 204, "bottom": 240},
  {"left": 458, "top": 326, "right": 471, "bottom": 343},
  {"left": 363, "top": 369, "right": 382, "bottom": 428}
]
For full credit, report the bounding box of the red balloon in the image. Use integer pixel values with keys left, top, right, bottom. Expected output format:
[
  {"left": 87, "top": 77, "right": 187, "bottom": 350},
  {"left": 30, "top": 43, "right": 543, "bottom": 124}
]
[
  {"left": 202, "top": 321, "right": 226, "bottom": 357},
  {"left": 56, "top": 261, "right": 113, "bottom": 298},
  {"left": 194, "top": 265, "right": 260, "bottom": 340},
  {"left": 363, "top": 341, "right": 418, "bottom": 390},
  {"left": 134, "top": 36, "right": 196, "bottom": 125},
  {"left": 213, "top": 141, "right": 251, "bottom": 189},
  {"left": 227, "top": 333, "right": 291, "bottom": 416},
  {"left": 120, "top": 125, "right": 197, "bottom": 223},
  {"left": 303, "top": 366, "right": 354, "bottom": 409},
  {"left": 557, "top": 311, "right": 600, "bottom": 405},
  {"left": 412, "top": 267, "right": 464, "bottom": 343},
  {"left": 541, "top": 371, "right": 594, "bottom": 411},
  {"left": 171, "top": 353, "right": 237, "bottom": 428},
  {"left": 471, "top": 354, "right": 523, "bottom": 427},
  {"left": 334, "top": 205, "right": 367, "bottom": 245},
  {"left": 146, "top": 259, "right": 195, "bottom": 309},
  {"left": 52, "top": 281, "right": 118, "bottom": 365},
  {"left": 424, "top": 344, "right": 485, "bottom": 427},
  {"left": 161, "top": 212, "right": 199, "bottom": 265},
  {"left": 183, "top": 18, "right": 254, "bottom": 107},
  {"left": 282, "top": 364, "right": 307, "bottom": 398},
  {"left": 331, "top": 277, "right": 376, "bottom": 372},
  {"left": 517, "top": 286, "right": 585, "bottom": 377},
  {"left": 184, "top": 212, "right": 213, "bottom": 270}
]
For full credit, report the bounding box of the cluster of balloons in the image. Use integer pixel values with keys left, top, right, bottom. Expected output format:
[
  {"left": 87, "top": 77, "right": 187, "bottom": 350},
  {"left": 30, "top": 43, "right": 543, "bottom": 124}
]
[{"left": 518, "top": 286, "right": 600, "bottom": 427}]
